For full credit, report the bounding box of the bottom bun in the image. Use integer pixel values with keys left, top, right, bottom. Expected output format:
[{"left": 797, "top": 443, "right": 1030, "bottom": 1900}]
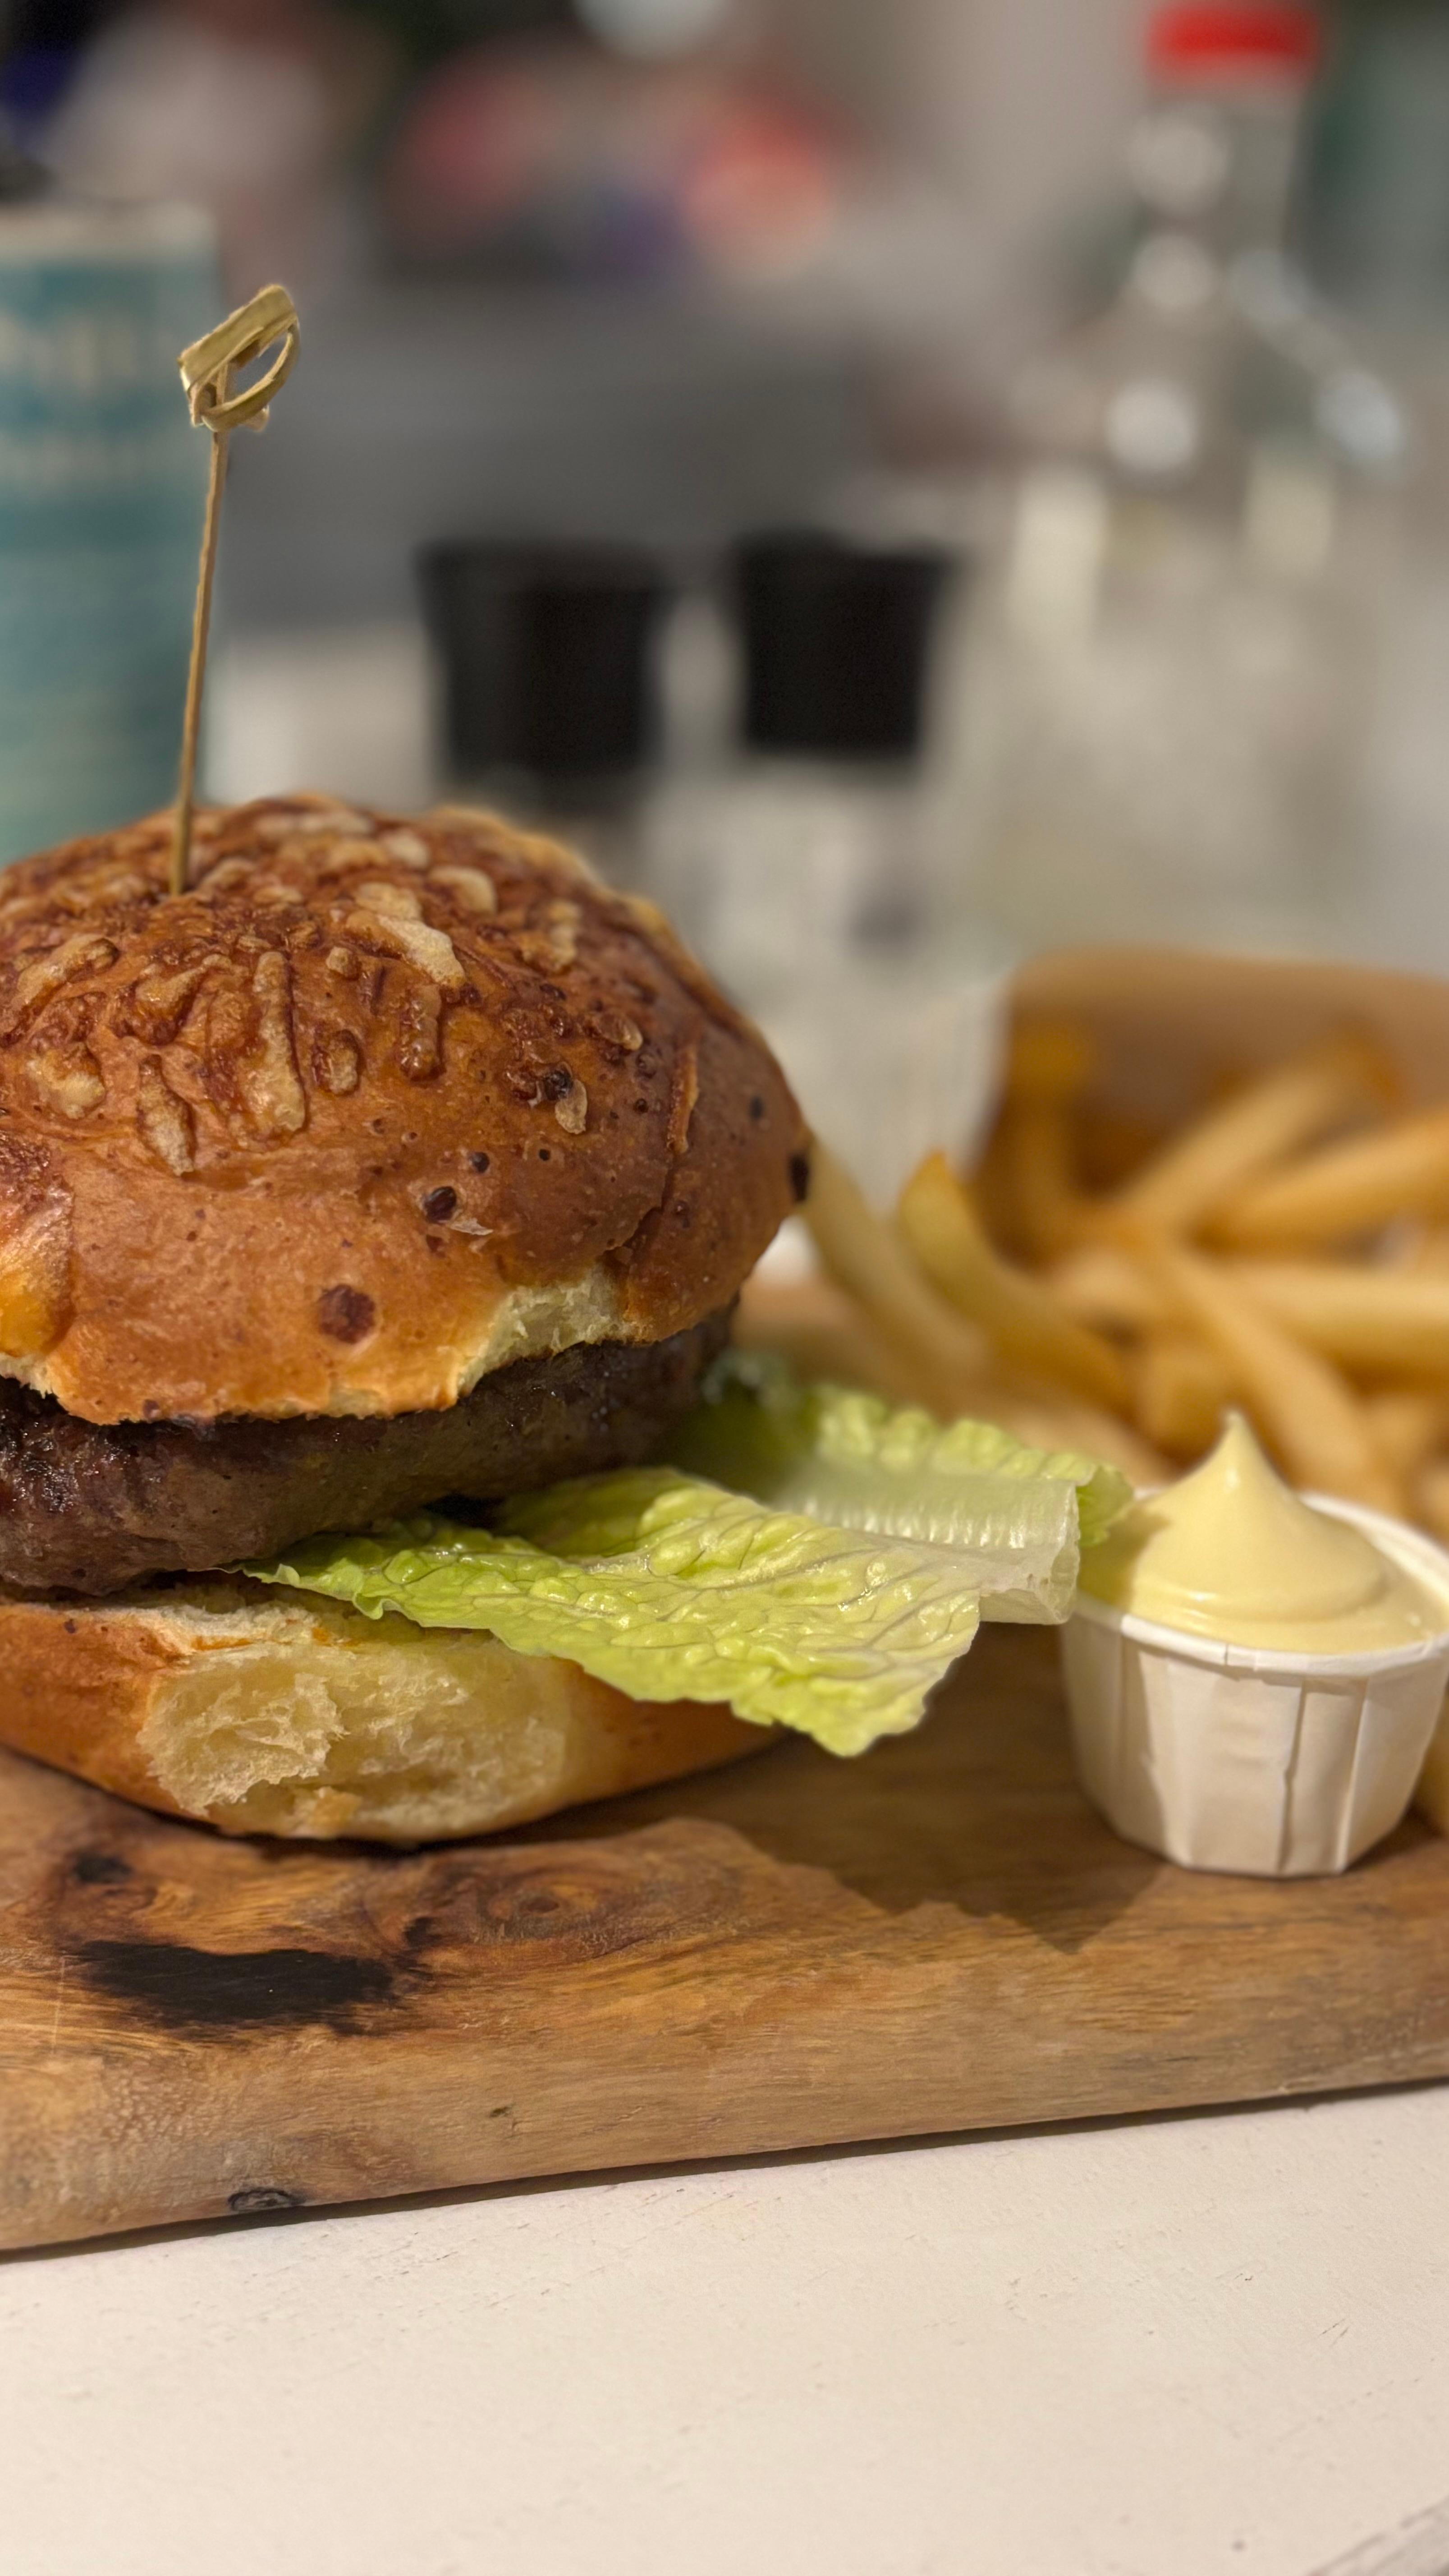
[{"left": 0, "top": 1583, "right": 768, "bottom": 1844}]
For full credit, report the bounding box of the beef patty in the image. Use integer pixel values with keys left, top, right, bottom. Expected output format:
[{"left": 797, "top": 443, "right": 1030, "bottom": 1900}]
[{"left": 0, "top": 1310, "right": 729, "bottom": 1596}]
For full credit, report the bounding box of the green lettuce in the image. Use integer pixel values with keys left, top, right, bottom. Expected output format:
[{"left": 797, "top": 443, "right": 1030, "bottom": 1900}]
[
  {"left": 246, "top": 1470, "right": 984, "bottom": 1756},
  {"left": 245, "top": 1357, "right": 1131, "bottom": 1758},
  {"left": 667, "top": 1351, "right": 1130, "bottom": 1624}
]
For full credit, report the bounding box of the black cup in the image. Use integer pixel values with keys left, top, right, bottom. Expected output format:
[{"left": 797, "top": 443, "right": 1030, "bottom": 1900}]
[
  {"left": 734, "top": 529, "right": 951, "bottom": 762},
  {"left": 418, "top": 539, "right": 669, "bottom": 782}
]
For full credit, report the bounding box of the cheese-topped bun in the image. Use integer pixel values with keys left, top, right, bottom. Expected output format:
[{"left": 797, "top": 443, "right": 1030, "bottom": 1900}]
[{"left": 0, "top": 796, "right": 806, "bottom": 1425}]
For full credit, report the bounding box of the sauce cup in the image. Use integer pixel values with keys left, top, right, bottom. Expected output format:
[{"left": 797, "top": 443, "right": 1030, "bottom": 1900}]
[{"left": 1061, "top": 1498, "right": 1449, "bottom": 1877}]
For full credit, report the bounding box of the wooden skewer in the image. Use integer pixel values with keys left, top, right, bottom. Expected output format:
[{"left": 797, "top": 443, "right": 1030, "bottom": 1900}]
[
  {"left": 170, "top": 364, "right": 231, "bottom": 899},
  {"left": 169, "top": 283, "right": 301, "bottom": 898}
]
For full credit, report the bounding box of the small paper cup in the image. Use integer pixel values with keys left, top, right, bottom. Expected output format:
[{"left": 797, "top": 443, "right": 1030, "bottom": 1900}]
[{"left": 1060, "top": 1499, "right": 1449, "bottom": 1877}]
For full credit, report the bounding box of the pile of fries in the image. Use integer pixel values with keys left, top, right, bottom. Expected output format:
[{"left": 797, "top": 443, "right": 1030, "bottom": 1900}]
[{"left": 743, "top": 1016, "right": 1449, "bottom": 1529}]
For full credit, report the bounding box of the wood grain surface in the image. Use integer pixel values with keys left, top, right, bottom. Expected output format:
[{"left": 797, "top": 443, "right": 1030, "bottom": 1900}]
[{"left": 4, "top": 1625, "right": 1449, "bottom": 2254}]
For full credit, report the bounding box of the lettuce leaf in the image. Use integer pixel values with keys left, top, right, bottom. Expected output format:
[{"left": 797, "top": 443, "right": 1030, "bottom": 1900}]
[
  {"left": 245, "top": 1359, "right": 1131, "bottom": 1758},
  {"left": 666, "top": 1351, "right": 1130, "bottom": 1623},
  {"left": 246, "top": 1469, "right": 983, "bottom": 1756}
]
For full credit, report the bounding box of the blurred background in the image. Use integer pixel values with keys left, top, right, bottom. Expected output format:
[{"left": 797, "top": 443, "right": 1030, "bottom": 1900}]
[{"left": 3, "top": 0, "right": 1449, "bottom": 1197}]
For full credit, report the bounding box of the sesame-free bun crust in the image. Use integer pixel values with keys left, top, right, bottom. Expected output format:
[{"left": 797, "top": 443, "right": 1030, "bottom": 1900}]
[
  {"left": 0, "top": 798, "right": 804, "bottom": 1424},
  {"left": 0, "top": 1580, "right": 767, "bottom": 1843}
]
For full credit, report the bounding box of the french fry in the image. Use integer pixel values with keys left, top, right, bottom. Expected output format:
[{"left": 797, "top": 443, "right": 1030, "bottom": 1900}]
[
  {"left": 736, "top": 1274, "right": 947, "bottom": 1412},
  {"left": 969, "top": 1385, "right": 1165, "bottom": 1486},
  {"left": 801, "top": 993, "right": 1449, "bottom": 1542},
  {"left": 898, "top": 1152, "right": 1131, "bottom": 1411},
  {"left": 1414, "top": 1690, "right": 1449, "bottom": 1833},
  {"left": 1006, "top": 1016, "right": 1096, "bottom": 1104},
  {"left": 1048, "top": 1242, "right": 1168, "bottom": 1336},
  {"left": 1396, "top": 1227, "right": 1449, "bottom": 1275},
  {"left": 990, "top": 1016, "right": 1102, "bottom": 1260},
  {"left": 1131, "top": 1332, "right": 1234, "bottom": 1459},
  {"left": 804, "top": 1142, "right": 1001, "bottom": 1419},
  {"left": 1226, "top": 1261, "right": 1449, "bottom": 1383},
  {"left": 995, "top": 1097, "right": 1095, "bottom": 1261},
  {"left": 1363, "top": 1391, "right": 1449, "bottom": 1480},
  {"left": 970, "top": 1112, "right": 1029, "bottom": 1254},
  {"left": 790, "top": 1151, "right": 1165, "bottom": 1478},
  {"left": 1211, "top": 1105, "right": 1449, "bottom": 1252},
  {"left": 1074, "top": 1104, "right": 1172, "bottom": 1191},
  {"left": 1137, "top": 1234, "right": 1405, "bottom": 1515},
  {"left": 1414, "top": 1462, "right": 1449, "bottom": 1550},
  {"left": 1101, "top": 1030, "right": 1394, "bottom": 1238}
]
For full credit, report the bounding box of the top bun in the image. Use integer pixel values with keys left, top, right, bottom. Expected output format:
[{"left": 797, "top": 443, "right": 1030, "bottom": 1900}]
[{"left": 0, "top": 797, "right": 805, "bottom": 1424}]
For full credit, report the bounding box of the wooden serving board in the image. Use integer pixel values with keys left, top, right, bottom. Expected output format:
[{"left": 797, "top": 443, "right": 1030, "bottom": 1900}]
[{"left": 5, "top": 1624, "right": 1449, "bottom": 2254}]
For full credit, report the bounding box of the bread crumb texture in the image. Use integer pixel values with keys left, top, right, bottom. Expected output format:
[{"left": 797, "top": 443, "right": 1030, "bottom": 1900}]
[{"left": 0, "top": 1582, "right": 765, "bottom": 1843}]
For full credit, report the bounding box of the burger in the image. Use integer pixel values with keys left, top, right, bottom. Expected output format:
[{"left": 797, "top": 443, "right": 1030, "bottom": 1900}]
[
  {"left": 0, "top": 791, "right": 1128, "bottom": 1846},
  {"left": 0, "top": 793, "right": 809, "bottom": 1841}
]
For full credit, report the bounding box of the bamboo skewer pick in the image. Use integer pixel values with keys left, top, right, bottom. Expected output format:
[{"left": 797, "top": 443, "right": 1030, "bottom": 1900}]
[{"left": 170, "top": 283, "right": 301, "bottom": 897}]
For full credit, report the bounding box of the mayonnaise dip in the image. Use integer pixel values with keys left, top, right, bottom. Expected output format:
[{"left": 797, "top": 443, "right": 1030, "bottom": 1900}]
[{"left": 1078, "top": 1412, "right": 1449, "bottom": 1655}]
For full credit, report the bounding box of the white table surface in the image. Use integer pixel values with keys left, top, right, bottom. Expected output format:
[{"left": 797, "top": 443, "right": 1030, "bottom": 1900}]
[{"left": 5, "top": 2085, "right": 1449, "bottom": 2576}]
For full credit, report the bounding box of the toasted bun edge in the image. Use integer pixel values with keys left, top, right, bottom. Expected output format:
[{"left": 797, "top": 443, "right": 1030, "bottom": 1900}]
[{"left": 0, "top": 1582, "right": 768, "bottom": 1842}]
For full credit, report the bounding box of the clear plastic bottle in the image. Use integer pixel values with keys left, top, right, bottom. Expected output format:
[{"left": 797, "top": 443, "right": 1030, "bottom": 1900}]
[
  {"left": 648, "top": 530, "right": 1011, "bottom": 1205},
  {"left": 417, "top": 539, "right": 669, "bottom": 888},
  {"left": 951, "top": 3, "right": 1408, "bottom": 958}
]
